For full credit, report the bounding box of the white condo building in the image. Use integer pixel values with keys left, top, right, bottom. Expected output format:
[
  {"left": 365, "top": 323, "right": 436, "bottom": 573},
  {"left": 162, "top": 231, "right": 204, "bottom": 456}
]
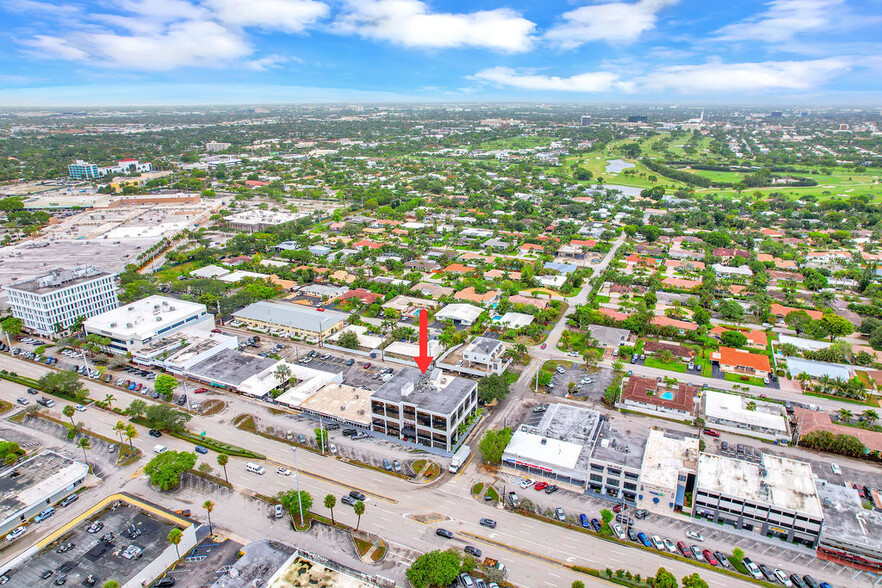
[{"left": 4, "top": 267, "right": 118, "bottom": 337}]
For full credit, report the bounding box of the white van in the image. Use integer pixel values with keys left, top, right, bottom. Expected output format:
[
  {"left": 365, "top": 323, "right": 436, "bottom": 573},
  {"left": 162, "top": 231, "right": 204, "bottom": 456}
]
[
  {"left": 246, "top": 463, "right": 266, "bottom": 475},
  {"left": 153, "top": 445, "right": 167, "bottom": 454}
]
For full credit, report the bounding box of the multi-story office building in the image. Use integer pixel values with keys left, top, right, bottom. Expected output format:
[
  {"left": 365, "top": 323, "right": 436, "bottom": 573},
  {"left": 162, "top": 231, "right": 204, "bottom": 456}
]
[
  {"left": 68, "top": 160, "right": 101, "bottom": 180},
  {"left": 693, "top": 453, "right": 823, "bottom": 547},
  {"left": 370, "top": 367, "right": 477, "bottom": 454},
  {"left": 5, "top": 267, "right": 118, "bottom": 337},
  {"left": 84, "top": 295, "right": 212, "bottom": 353}
]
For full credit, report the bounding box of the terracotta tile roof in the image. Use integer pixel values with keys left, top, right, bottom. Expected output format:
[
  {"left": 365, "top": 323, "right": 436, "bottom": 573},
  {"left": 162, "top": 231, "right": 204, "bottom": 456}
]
[
  {"left": 600, "top": 308, "right": 631, "bottom": 321},
  {"left": 621, "top": 375, "right": 696, "bottom": 413},
  {"left": 794, "top": 407, "right": 882, "bottom": 452},
  {"left": 770, "top": 304, "right": 823, "bottom": 320},
  {"left": 454, "top": 287, "right": 498, "bottom": 304},
  {"left": 650, "top": 316, "right": 698, "bottom": 331},
  {"left": 662, "top": 277, "right": 702, "bottom": 289},
  {"left": 713, "top": 346, "right": 771, "bottom": 372},
  {"left": 509, "top": 294, "right": 547, "bottom": 309},
  {"left": 443, "top": 263, "right": 475, "bottom": 274}
]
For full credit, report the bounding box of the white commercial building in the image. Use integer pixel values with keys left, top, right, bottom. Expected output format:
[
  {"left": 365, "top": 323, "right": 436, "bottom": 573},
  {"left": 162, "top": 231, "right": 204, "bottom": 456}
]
[
  {"left": 84, "top": 295, "right": 213, "bottom": 353},
  {"left": 694, "top": 453, "right": 823, "bottom": 547},
  {"left": 0, "top": 450, "right": 89, "bottom": 536},
  {"left": 702, "top": 390, "right": 791, "bottom": 442},
  {"left": 637, "top": 429, "right": 698, "bottom": 515},
  {"left": 132, "top": 328, "right": 238, "bottom": 373},
  {"left": 5, "top": 266, "right": 118, "bottom": 337}
]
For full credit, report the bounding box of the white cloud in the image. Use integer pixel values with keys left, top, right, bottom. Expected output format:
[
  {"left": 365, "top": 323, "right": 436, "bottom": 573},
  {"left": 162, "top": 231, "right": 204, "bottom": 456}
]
[
  {"left": 544, "top": 0, "right": 678, "bottom": 49},
  {"left": 36, "top": 21, "right": 252, "bottom": 70},
  {"left": 638, "top": 58, "right": 851, "bottom": 92},
  {"left": 333, "top": 0, "right": 536, "bottom": 52},
  {"left": 207, "top": 0, "right": 329, "bottom": 33},
  {"left": 471, "top": 66, "right": 625, "bottom": 92},
  {"left": 470, "top": 58, "right": 851, "bottom": 94},
  {"left": 245, "top": 54, "right": 300, "bottom": 71},
  {"left": 715, "top": 0, "right": 846, "bottom": 43},
  {"left": 22, "top": 35, "right": 89, "bottom": 60}
]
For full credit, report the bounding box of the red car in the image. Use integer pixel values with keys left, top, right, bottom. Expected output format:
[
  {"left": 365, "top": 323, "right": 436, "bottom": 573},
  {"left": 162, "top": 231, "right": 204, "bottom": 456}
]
[
  {"left": 134, "top": 383, "right": 142, "bottom": 391},
  {"left": 702, "top": 549, "right": 718, "bottom": 566},
  {"left": 534, "top": 481, "right": 548, "bottom": 491},
  {"left": 363, "top": 362, "right": 372, "bottom": 369},
  {"left": 540, "top": 343, "right": 547, "bottom": 349},
  {"left": 211, "top": 329, "right": 222, "bottom": 334},
  {"left": 194, "top": 388, "right": 208, "bottom": 394},
  {"left": 677, "top": 541, "right": 690, "bottom": 557},
  {"left": 612, "top": 503, "right": 626, "bottom": 513},
  {"left": 703, "top": 429, "right": 720, "bottom": 437}
]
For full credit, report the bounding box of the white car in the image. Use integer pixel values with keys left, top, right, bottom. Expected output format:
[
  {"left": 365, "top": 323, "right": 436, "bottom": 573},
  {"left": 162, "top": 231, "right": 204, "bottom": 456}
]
[
  {"left": 651, "top": 534, "right": 665, "bottom": 550},
  {"left": 75, "top": 404, "right": 86, "bottom": 412},
  {"left": 5, "top": 526, "right": 26, "bottom": 541},
  {"left": 612, "top": 523, "right": 625, "bottom": 540},
  {"left": 685, "top": 530, "right": 703, "bottom": 541},
  {"left": 663, "top": 538, "right": 677, "bottom": 553},
  {"left": 520, "top": 478, "right": 534, "bottom": 489},
  {"left": 774, "top": 570, "right": 793, "bottom": 587},
  {"left": 831, "top": 463, "right": 842, "bottom": 475},
  {"left": 276, "top": 467, "right": 291, "bottom": 476}
]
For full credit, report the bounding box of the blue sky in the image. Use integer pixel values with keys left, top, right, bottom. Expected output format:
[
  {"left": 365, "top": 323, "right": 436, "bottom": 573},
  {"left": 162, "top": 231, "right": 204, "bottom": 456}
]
[{"left": 0, "top": 0, "right": 880, "bottom": 106}]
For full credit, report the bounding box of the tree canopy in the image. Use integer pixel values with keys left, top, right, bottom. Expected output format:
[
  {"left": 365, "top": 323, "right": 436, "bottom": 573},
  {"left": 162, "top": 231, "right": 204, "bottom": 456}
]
[
  {"left": 478, "top": 427, "right": 512, "bottom": 464},
  {"left": 144, "top": 450, "right": 196, "bottom": 491},
  {"left": 406, "top": 549, "right": 462, "bottom": 588}
]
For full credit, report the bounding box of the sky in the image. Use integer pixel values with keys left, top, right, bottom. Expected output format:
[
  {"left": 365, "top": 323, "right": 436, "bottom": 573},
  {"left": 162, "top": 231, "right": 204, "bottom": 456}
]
[{"left": 0, "top": 0, "right": 881, "bottom": 106}]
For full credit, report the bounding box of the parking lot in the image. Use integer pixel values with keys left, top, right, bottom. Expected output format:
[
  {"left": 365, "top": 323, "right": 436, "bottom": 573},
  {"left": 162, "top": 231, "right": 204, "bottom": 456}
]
[
  {"left": 547, "top": 364, "right": 614, "bottom": 403},
  {"left": 4, "top": 501, "right": 178, "bottom": 587},
  {"left": 156, "top": 537, "right": 243, "bottom": 587}
]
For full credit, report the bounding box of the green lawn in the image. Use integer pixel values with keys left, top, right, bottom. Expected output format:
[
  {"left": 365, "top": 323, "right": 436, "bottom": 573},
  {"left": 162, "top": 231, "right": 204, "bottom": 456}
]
[
  {"left": 723, "top": 372, "right": 766, "bottom": 387},
  {"left": 644, "top": 358, "right": 687, "bottom": 373},
  {"left": 479, "top": 137, "right": 555, "bottom": 150}
]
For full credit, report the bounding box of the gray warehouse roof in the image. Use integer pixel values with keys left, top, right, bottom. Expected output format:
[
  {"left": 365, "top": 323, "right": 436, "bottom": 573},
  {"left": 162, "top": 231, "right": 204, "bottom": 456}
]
[
  {"left": 0, "top": 450, "right": 89, "bottom": 526},
  {"left": 187, "top": 348, "right": 277, "bottom": 387},
  {"left": 234, "top": 301, "right": 347, "bottom": 332}
]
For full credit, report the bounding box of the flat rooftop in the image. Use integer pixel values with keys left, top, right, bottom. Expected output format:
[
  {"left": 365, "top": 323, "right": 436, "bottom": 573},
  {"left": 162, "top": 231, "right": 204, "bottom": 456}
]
[
  {"left": 697, "top": 453, "right": 823, "bottom": 516},
  {"left": 234, "top": 301, "right": 347, "bottom": 332},
  {"left": 6, "top": 266, "right": 111, "bottom": 295},
  {"left": 704, "top": 390, "right": 788, "bottom": 433},
  {"left": 299, "top": 383, "right": 371, "bottom": 425},
  {"left": 84, "top": 295, "right": 207, "bottom": 339},
  {"left": 591, "top": 414, "right": 650, "bottom": 470},
  {"left": 0, "top": 450, "right": 88, "bottom": 524},
  {"left": 187, "top": 348, "right": 277, "bottom": 387},
  {"left": 816, "top": 479, "right": 882, "bottom": 557},
  {"left": 639, "top": 429, "right": 699, "bottom": 490},
  {"left": 465, "top": 337, "right": 503, "bottom": 355},
  {"left": 372, "top": 367, "right": 475, "bottom": 415}
]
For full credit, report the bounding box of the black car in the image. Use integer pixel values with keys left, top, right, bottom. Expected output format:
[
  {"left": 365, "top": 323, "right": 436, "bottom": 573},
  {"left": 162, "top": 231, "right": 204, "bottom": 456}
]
[
  {"left": 148, "top": 429, "right": 162, "bottom": 438},
  {"left": 790, "top": 575, "right": 808, "bottom": 588},
  {"left": 54, "top": 576, "right": 66, "bottom": 586},
  {"left": 82, "top": 575, "right": 97, "bottom": 587},
  {"left": 152, "top": 579, "right": 176, "bottom": 588},
  {"left": 544, "top": 484, "right": 559, "bottom": 494},
  {"left": 41, "top": 570, "right": 54, "bottom": 579},
  {"left": 435, "top": 528, "right": 454, "bottom": 539},
  {"left": 341, "top": 496, "right": 356, "bottom": 506},
  {"left": 324, "top": 423, "right": 340, "bottom": 430},
  {"left": 176, "top": 394, "right": 187, "bottom": 406},
  {"left": 342, "top": 429, "right": 357, "bottom": 437},
  {"left": 464, "top": 546, "right": 482, "bottom": 558},
  {"left": 627, "top": 527, "right": 638, "bottom": 542},
  {"left": 759, "top": 564, "right": 776, "bottom": 582},
  {"left": 479, "top": 518, "right": 496, "bottom": 528},
  {"left": 803, "top": 576, "right": 821, "bottom": 588},
  {"left": 349, "top": 490, "right": 366, "bottom": 501}
]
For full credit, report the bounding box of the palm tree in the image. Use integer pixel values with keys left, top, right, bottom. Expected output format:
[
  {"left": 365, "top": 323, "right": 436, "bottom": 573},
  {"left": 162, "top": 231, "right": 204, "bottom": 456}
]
[
  {"left": 203, "top": 500, "right": 214, "bottom": 532},
  {"left": 217, "top": 453, "right": 229, "bottom": 483},
  {"left": 124, "top": 424, "right": 138, "bottom": 447},
  {"left": 63, "top": 405, "right": 76, "bottom": 426},
  {"left": 104, "top": 394, "right": 116, "bottom": 409},
  {"left": 113, "top": 420, "right": 126, "bottom": 443},
  {"left": 353, "top": 500, "right": 365, "bottom": 531},
  {"left": 274, "top": 364, "right": 292, "bottom": 388},
  {"left": 77, "top": 437, "right": 91, "bottom": 465},
  {"left": 324, "top": 494, "right": 336, "bottom": 525},
  {"left": 168, "top": 528, "right": 183, "bottom": 560},
  {"left": 862, "top": 409, "right": 879, "bottom": 426},
  {"left": 513, "top": 342, "right": 528, "bottom": 363},
  {"left": 837, "top": 408, "right": 853, "bottom": 423}
]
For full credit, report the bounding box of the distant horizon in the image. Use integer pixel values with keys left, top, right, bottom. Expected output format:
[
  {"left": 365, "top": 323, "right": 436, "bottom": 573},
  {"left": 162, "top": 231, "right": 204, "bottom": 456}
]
[{"left": 1, "top": 0, "right": 880, "bottom": 107}]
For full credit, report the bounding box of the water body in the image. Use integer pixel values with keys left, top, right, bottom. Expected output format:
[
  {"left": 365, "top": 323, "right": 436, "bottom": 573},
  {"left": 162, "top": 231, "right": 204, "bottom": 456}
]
[
  {"left": 605, "top": 158, "right": 635, "bottom": 174},
  {"left": 586, "top": 183, "right": 643, "bottom": 197}
]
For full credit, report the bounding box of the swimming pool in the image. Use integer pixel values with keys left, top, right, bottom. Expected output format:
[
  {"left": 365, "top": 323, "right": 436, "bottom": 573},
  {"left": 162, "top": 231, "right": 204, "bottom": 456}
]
[{"left": 660, "top": 391, "right": 675, "bottom": 401}]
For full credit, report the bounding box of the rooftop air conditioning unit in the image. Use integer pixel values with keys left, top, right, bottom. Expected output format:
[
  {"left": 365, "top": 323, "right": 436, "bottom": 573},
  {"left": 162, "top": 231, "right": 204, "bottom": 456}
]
[
  {"left": 126, "top": 323, "right": 133, "bottom": 328},
  {"left": 110, "top": 323, "right": 117, "bottom": 328}
]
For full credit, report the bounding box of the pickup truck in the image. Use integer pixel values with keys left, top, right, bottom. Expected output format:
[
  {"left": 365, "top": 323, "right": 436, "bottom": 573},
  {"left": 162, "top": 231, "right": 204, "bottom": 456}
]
[
  {"left": 507, "top": 492, "right": 520, "bottom": 508},
  {"left": 36, "top": 397, "right": 55, "bottom": 408}
]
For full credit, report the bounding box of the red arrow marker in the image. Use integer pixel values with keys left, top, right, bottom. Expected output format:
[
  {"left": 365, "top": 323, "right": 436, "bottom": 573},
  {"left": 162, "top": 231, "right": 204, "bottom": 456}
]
[{"left": 414, "top": 309, "right": 433, "bottom": 373}]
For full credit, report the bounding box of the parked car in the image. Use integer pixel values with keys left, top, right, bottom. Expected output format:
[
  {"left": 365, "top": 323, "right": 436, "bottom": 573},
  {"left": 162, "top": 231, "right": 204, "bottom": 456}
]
[
  {"left": 34, "top": 507, "right": 55, "bottom": 523},
  {"left": 579, "top": 514, "right": 590, "bottom": 528},
  {"left": 690, "top": 545, "right": 703, "bottom": 560},
  {"left": 627, "top": 527, "right": 638, "bottom": 542},
  {"left": 663, "top": 537, "right": 677, "bottom": 553},
  {"left": 555, "top": 508, "right": 565, "bottom": 522},
  {"left": 87, "top": 521, "right": 104, "bottom": 534},
  {"left": 590, "top": 518, "right": 602, "bottom": 533},
  {"left": 742, "top": 557, "right": 763, "bottom": 580},
  {"left": 534, "top": 481, "right": 548, "bottom": 491},
  {"left": 685, "top": 530, "right": 703, "bottom": 541},
  {"left": 544, "top": 484, "right": 559, "bottom": 494},
  {"left": 55, "top": 542, "right": 74, "bottom": 553},
  {"left": 651, "top": 534, "right": 665, "bottom": 550},
  {"left": 520, "top": 478, "right": 534, "bottom": 489},
  {"left": 790, "top": 575, "right": 808, "bottom": 588},
  {"left": 382, "top": 459, "right": 392, "bottom": 471},
  {"left": 676, "top": 541, "right": 690, "bottom": 557},
  {"left": 774, "top": 570, "right": 794, "bottom": 587},
  {"left": 715, "top": 552, "right": 731, "bottom": 568},
  {"left": 633, "top": 509, "right": 649, "bottom": 519},
  {"left": 702, "top": 550, "right": 718, "bottom": 566},
  {"left": 5, "top": 527, "right": 26, "bottom": 541},
  {"left": 637, "top": 532, "right": 652, "bottom": 548},
  {"left": 392, "top": 460, "right": 402, "bottom": 473},
  {"left": 802, "top": 576, "right": 821, "bottom": 588},
  {"left": 59, "top": 493, "right": 79, "bottom": 507}
]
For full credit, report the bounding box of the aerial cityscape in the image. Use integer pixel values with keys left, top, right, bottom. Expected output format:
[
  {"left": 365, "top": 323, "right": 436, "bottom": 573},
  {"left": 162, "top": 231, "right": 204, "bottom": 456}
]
[{"left": 0, "top": 2, "right": 881, "bottom": 588}]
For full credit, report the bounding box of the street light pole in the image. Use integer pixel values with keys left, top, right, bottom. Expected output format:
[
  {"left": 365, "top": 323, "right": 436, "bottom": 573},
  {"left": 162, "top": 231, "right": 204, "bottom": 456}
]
[{"left": 293, "top": 447, "right": 304, "bottom": 523}]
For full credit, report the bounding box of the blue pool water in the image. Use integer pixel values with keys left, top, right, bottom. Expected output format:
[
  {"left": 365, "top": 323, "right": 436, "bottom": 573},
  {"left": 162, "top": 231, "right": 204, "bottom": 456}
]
[{"left": 660, "top": 391, "right": 675, "bottom": 400}]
